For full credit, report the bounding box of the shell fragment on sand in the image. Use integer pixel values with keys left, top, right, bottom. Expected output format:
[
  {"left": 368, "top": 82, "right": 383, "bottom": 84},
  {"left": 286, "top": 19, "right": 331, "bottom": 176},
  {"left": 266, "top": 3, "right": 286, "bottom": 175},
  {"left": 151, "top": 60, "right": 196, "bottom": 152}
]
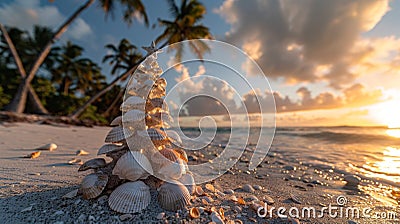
[
  {"left": 35, "top": 143, "right": 57, "bottom": 151},
  {"left": 25, "top": 151, "right": 41, "bottom": 159},
  {"left": 76, "top": 150, "right": 90, "bottom": 156}
]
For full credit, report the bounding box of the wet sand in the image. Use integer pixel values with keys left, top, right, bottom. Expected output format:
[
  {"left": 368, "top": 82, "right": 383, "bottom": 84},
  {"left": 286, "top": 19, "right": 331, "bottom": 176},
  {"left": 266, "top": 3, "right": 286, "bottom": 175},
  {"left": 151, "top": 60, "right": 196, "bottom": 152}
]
[{"left": 0, "top": 123, "right": 398, "bottom": 223}]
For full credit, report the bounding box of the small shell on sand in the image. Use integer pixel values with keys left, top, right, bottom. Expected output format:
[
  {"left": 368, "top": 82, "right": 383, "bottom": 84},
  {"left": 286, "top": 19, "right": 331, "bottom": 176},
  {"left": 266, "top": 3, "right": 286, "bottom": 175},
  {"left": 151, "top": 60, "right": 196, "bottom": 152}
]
[
  {"left": 26, "top": 151, "right": 41, "bottom": 159},
  {"left": 344, "top": 175, "right": 361, "bottom": 186},
  {"left": 224, "top": 189, "right": 234, "bottom": 194},
  {"left": 62, "top": 189, "right": 78, "bottom": 199},
  {"left": 35, "top": 143, "right": 57, "bottom": 151},
  {"left": 242, "top": 184, "right": 255, "bottom": 193},
  {"left": 290, "top": 193, "right": 302, "bottom": 204},
  {"left": 263, "top": 195, "right": 275, "bottom": 204},
  {"left": 237, "top": 197, "right": 246, "bottom": 205},
  {"left": 194, "top": 186, "right": 205, "bottom": 196},
  {"left": 210, "top": 211, "right": 224, "bottom": 224},
  {"left": 189, "top": 207, "right": 200, "bottom": 219},
  {"left": 68, "top": 158, "right": 82, "bottom": 165},
  {"left": 205, "top": 183, "right": 215, "bottom": 192},
  {"left": 76, "top": 150, "right": 90, "bottom": 156}
]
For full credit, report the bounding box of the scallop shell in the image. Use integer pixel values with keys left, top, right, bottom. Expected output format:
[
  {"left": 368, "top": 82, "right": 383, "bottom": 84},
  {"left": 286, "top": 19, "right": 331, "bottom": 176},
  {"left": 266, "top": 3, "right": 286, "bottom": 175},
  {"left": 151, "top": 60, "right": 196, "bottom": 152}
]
[
  {"left": 78, "top": 158, "right": 106, "bottom": 171},
  {"left": 110, "top": 116, "right": 122, "bottom": 126},
  {"left": 138, "top": 128, "right": 167, "bottom": 140},
  {"left": 112, "top": 151, "right": 153, "bottom": 181},
  {"left": 97, "top": 144, "right": 124, "bottom": 155},
  {"left": 165, "top": 130, "right": 182, "bottom": 145},
  {"left": 151, "top": 148, "right": 180, "bottom": 167},
  {"left": 105, "top": 126, "right": 134, "bottom": 143},
  {"left": 79, "top": 173, "right": 108, "bottom": 199},
  {"left": 108, "top": 181, "right": 151, "bottom": 214},
  {"left": 158, "top": 158, "right": 186, "bottom": 180},
  {"left": 157, "top": 181, "right": 191, "bottom": 211},
  {"left": 173, "top": 148, "right": 188, "bottom": 162},
  {"left": 178, "top": 172, "right": 196, "bottom": 195},
  {"left": 120, "top": 96, "right": 146, "bottom": 111},
  {"left": 122, "top": 110, "right": 146, "bottom": 122}
]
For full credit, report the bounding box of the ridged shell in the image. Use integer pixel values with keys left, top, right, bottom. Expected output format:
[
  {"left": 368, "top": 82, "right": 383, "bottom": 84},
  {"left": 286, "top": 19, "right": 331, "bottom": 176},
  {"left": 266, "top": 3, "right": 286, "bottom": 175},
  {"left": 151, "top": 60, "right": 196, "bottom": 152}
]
[
  {"left": 110, "top": 116, "right": 122, "bottom": 126},
  {"left": 138, "top": 128, "right": 167, "bottom": 140},
  {"left": 158, "top": 158, "right": 186, "bottom": 180},
  {"left": 173, "top": 148, "right": 188, "bottom": 162},
  {"left": 165, "top": 130, "right": 182, "bottom": 144},
  {"left": 151, "top": 148, "right": 180, "bottom": 166},
  {"left": 79, "top": 173, "right": 108, "bottom": 199},
  {"left": 78, "top": 158, "right": 106, "bottom": 171},
  {"left": 157, "top": 181, "right": 191, "bottom": 211},
  {"left": 178, "top": 172, "right": 196, "bottom": 195},
  {"left": 105, "top": 126, "right": 134, "bottom": 143},
  {"left": 97, "top": 144, "right": 124, "bottom": 155},
  {"left": 108, "top": 181, "right": 151, "bottom": 213},
  {"left": 122, "top": 110, "right": 146, "bottom": 122},
  {"left": 121, "top": 96, "right": 146, "bottom": 111},
  {"left": 112, "top": 151, "right": 153, "bottom": 181}
]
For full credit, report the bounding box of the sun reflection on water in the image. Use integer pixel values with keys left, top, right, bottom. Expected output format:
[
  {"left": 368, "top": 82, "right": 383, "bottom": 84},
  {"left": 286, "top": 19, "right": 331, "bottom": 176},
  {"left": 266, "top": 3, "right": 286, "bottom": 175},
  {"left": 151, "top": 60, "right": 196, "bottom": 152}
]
[
  {"left": 386, "top": 129, "right": 400, "bottom": 138},
  {"left": 373, "top": 147, "right": 400, "bottom": 183}
]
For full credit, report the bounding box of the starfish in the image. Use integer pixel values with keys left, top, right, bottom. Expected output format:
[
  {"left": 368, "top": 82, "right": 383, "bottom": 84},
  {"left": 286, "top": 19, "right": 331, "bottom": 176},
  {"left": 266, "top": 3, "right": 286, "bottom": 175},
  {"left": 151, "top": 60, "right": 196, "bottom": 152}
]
[{"left": 142, "top": 41, "right": 162, "bottom": 57}]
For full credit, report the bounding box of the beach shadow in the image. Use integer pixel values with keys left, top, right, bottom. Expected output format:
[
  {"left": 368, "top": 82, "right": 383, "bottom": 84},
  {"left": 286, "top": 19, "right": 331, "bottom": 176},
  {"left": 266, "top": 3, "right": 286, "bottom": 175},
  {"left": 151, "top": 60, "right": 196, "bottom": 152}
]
[{"left": 45, "top": 163, "right": 75, "bottom": 167}]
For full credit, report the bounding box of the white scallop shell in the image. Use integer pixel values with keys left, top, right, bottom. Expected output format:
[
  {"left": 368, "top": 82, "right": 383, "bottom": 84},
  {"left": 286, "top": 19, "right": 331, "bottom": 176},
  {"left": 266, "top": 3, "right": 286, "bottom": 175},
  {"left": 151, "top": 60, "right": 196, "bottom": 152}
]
[
  {"left": 158, "top": 158, "right": 186, "bottom": 180},
  {"left": 165, "top": 130, "right": 182, "bottom": 144},
  {"left": 108, "top": 181, "right": 151, "bottom": 214},
  {"left": 97, "top": 144, "right": 124, "bottom": 155},
  {"left": 122, "top": 109, "right": 146, "bottom": 122},
  {"left": 79, "top": 173, "right": 108, "bottom": 199},
  {"left": 178, "top": 172, "right": 195, "bottom": 195},
  {"left": 112, "top": 151, "right": 153, "bottom": 181},
  {"left": 110, "top": 116, "right": 122, "bottom": 126},
  {"left": 105, "top": 126, "right": 134, "bottom": 143},
  {"left": 121, "top": 96, "right": 145, "bottom": 110},
  {"left": 157, "top": 181, "right": 191, "bottom": 211},
  {"left": 138, "top": 128, "right": 167, "bottom": 140}
]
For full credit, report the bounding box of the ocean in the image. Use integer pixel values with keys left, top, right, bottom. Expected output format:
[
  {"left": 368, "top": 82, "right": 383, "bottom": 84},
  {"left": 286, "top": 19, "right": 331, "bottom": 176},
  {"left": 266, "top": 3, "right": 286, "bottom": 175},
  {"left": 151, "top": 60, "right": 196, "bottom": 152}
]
[{"left": 180, "top": 126, "right": 400, "bottom": 198}]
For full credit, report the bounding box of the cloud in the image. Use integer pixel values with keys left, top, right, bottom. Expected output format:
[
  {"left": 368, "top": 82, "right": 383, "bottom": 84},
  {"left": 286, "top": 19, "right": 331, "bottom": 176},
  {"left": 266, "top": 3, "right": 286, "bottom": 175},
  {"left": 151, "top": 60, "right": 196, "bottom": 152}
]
[
  {"left": 0, "top": 0, "right": 92, "bottom": 41},
  {"left": 216, "top": 0, "right": 393, "bottom": 88}
]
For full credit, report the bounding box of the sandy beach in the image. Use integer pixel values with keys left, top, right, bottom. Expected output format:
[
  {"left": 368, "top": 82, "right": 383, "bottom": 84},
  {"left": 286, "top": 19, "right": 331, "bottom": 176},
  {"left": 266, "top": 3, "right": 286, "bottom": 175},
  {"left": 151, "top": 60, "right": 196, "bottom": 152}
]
[{"left": 0, "top": 122, "right": 398, "bottom": 224}]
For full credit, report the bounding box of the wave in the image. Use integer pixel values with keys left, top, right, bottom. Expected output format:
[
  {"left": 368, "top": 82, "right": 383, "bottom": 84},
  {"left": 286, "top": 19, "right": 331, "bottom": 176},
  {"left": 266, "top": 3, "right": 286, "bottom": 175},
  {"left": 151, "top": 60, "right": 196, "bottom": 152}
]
[{"left": 281, "top": 130, "right": 400, "bottom": 145}]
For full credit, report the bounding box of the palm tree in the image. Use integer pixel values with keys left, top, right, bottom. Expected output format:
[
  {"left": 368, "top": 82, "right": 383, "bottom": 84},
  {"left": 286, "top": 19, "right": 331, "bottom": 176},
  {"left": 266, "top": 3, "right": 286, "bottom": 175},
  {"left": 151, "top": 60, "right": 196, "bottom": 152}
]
[
  {"left": 51, "top": 41, "right": 105, "bottom": 95},
  {"left": 156, "top": 0, "right": 212, "bottom": 62},
  {"left": 70, "top": 0, "right": 212, "bottom": 119},
  {"left": 4, "top": 0, "right": 148, "bottom": 113},
  {"left": 103, "top": 38, "right": 142, "bottom": 76}
]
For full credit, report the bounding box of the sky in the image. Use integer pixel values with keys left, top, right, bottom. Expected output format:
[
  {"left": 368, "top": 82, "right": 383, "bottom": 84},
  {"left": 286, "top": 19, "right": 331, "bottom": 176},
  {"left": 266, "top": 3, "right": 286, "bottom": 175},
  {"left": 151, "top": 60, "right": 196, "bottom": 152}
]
[{"left": 1, "top": 0, "right": 400, "bottom": 127}]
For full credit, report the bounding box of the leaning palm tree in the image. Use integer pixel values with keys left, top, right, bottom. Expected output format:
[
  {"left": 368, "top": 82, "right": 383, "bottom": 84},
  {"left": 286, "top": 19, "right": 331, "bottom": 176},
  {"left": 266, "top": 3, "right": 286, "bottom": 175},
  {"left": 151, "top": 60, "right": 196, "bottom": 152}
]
[
  {"left": 4, "top": 0, "right": 148, "bottom": 113},
  {"left": 70, "top": 0, "right": 212, "bottom": 119},
  {"left": 156, "top": 0, "right": 212, "bottom": 62}
]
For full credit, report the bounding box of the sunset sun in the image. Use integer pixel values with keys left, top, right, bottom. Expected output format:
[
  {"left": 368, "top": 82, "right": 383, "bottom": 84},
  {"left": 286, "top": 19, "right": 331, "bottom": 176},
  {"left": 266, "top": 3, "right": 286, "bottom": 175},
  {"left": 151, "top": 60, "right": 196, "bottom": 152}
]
[{"left": 370, "top": 99, "right": 400, "bottom": 128}]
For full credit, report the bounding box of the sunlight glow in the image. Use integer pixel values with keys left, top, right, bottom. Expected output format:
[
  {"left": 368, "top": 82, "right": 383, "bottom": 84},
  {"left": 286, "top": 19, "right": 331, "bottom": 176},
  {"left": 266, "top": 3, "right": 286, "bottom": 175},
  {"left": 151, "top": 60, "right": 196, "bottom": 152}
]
[
  {"left": 369, "top": 99, "right": 400, "bottom": 128},
  {"left": 386, "top": 129, "right": 400, "bottom": 138}
]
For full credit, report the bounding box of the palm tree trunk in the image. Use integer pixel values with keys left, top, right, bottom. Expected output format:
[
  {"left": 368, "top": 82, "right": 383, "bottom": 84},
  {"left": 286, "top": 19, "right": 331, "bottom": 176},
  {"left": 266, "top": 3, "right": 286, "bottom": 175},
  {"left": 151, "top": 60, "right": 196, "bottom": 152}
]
[
  {"left": 102, "top": 89, "right": 124, "bottom": 117},
  {"left": 4, "top": 0, "right": 95, "bottom": 113},
  {"left": 0, "top": 23, "right": 48, "bottom": 114},
  {"left": 70, "top": 41, "right": 168, "bottom": 119}
]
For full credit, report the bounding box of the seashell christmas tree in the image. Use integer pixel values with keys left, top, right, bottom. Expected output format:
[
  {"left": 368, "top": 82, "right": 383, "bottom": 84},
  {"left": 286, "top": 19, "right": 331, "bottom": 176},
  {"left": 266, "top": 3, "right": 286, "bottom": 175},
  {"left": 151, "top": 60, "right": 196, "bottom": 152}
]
[{"left": 77, "top": 42, "right": 194, "bottom": 213}]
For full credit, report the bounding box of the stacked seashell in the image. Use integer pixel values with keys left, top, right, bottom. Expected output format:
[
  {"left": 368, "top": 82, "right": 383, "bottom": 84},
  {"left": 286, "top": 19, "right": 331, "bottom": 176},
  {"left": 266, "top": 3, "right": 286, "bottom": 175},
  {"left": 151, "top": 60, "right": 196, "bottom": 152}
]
[{"left": 77, "top": 45, "right": 195, "bottom": 214}]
